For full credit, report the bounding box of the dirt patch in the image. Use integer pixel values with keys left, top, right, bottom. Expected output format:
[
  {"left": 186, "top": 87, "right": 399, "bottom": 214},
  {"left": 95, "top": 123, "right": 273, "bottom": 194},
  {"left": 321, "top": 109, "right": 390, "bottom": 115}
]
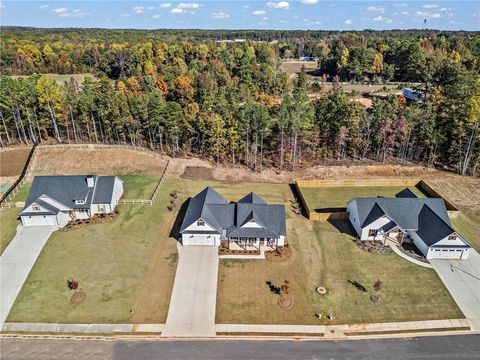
[
  {"left": 71, "top": 291, "right": 86, "bottom": 304},
  {"left": 30, "top": 148, "right": 167, "bottom": 176},
  {"left": 0, "top": 147, "right": 32, "bottom": 176},
  {"left": 181, "top": 166, "right": 215, "bottom": 181},
  {"left": 265, "top": 245, "right": 292, "bottom": 262}
]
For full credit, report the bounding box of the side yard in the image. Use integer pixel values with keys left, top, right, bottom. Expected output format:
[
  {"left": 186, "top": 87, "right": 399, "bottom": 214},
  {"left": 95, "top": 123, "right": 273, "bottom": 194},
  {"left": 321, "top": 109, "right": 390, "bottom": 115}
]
[
  {"left": 216, "top": 182, "right": 463, "bottom": 325},
  {"left": 6, "top": 179, "right": 179, "bottom": 324},
  {"left": 0, "top": 208, "right": 20, "bottom": 254}
]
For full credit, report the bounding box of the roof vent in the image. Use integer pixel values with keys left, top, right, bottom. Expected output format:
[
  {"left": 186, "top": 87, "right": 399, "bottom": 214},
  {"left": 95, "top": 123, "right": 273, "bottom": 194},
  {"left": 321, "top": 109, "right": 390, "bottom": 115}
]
[{"left": 86, "top": 175, "right": 95, "bottom": 188}]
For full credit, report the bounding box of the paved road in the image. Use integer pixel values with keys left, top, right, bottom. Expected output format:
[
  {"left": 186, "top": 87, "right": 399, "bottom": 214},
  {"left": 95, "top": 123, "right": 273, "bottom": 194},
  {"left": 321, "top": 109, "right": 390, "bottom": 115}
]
[
  {"left": 431, "top": 250, "right": 480, "bottom": 330},
  {"left": 0, "top": 225, "right": 57, "bottom": 326},
  {"left": 1, "top": 335, "right": 479, "bottom": 360},
  {"left": 162, "top": 246, "right": 219, "bottom": 337}
]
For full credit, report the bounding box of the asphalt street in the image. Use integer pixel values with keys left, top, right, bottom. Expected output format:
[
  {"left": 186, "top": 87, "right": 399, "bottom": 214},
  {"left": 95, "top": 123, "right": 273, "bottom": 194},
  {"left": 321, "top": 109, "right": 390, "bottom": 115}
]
[{"left": 1, "top": 335, "right": 479, "bottom": 360}]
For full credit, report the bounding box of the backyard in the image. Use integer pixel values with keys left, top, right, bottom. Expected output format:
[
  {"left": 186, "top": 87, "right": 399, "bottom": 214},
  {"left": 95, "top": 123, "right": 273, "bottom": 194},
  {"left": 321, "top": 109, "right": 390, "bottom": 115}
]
[
  {"left": 299, "top": 185, "right": 425, "bottom": 211},
  {"left": 216, "top": 182, "right": 463, "bottom": 325},
  {"left": 6, "top": 178, "right": 179, "bottom": 324}
]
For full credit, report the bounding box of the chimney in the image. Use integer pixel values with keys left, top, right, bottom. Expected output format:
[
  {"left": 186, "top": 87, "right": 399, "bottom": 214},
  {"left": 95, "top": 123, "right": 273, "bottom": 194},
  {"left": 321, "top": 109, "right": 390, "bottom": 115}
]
[{"left": 86, "top": 175, "right": 95, "bottom": 188}]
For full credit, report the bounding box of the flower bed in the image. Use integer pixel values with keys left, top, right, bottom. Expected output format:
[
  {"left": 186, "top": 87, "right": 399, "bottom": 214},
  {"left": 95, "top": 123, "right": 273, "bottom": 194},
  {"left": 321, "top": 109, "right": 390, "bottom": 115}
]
[
  {"left": 353, "top": 239, "right": 392, "bottom": 255},
  {"left": 62, "top": 211, "right": 118, "bottom": 231}
]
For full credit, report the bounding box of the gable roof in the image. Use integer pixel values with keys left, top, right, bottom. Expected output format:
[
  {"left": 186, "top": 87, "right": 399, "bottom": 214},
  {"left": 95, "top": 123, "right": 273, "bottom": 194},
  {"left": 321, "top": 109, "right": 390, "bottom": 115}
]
[
  {"left": 350, "top": 197, "right": 450, "bottom": 230},
  {"left": 416, "top": 205, "right": 455, "bottom": 246},
  {"left": 362, "top": 203, "right": 386, "bottom": 227},
  {"left": 395, "top": 188, "right": 418, "bottom": 198},
  {"left": 180, "top": 187, "right": 286, "bottom": 238},
  {"left": 238, "top": 192, "right": 268, "bottom": 204},
  {"left": 21, "top": 175, "right": 119, "bottom": 213}
]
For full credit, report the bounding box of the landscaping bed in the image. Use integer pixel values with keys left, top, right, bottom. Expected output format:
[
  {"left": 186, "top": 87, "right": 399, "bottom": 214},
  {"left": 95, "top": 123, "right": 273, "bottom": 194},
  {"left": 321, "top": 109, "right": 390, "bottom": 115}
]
[
  {"left": 353, "top": 239, "right": 393, "bottom": 255},
  {"left": 61, "top": 211, "right": 119, "bottom": 231},
  {"left": 219, "top": 242, "right": 260, "bottom": 256},
  {"left": 265, "top": 245, "right": 292, "bottom": 262}
]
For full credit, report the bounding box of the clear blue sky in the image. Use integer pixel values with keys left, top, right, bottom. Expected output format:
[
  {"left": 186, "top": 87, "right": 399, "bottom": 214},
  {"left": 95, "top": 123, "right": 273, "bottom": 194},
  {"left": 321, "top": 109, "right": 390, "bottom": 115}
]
[{"left": 1, "top": 1, "right": 478, "bottom": 31}]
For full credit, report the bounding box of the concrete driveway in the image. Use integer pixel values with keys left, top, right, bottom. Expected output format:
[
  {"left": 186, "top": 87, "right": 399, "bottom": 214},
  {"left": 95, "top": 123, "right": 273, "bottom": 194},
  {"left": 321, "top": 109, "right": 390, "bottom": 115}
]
[
  {"left": 1, "top": 225, "right": 57, "bottom": 326},
  {"left": 162, "top": 246, "right": 219, "bottom": 337},
  {"left": 430, "top": 250, "right": 480, "bottom": 330}
]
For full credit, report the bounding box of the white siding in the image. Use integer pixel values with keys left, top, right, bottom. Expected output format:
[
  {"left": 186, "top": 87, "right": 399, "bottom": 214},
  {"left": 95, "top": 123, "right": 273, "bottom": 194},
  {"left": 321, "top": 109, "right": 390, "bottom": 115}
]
[
  {"left": 109, "top": 177, "right": 124, "bottom": 212},
  {"left": 184, "top": 218, "right": 217, "bottom": 232},
  {"left": 241, "top": 220, "right": 262, "bottom": 228},
  {"left": 433, "top": 233, "right": 468, "bottom": 247},
  {"left": 360, "top": 216, "right": 392, "bottom": 240},
  {"left": 182, "top": 233, "right": 220, "bottom": 246},
  {"left": 20, "top": 202, "right": 51, "bottom": 214},
  {"left": 278, "top": 235, "right": 285, "bottom": 246}
]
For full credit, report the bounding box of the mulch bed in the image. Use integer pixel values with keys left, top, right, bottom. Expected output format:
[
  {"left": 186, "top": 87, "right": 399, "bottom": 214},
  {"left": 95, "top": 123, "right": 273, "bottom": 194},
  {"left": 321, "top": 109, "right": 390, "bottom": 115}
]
[
  {"left": 71, "top": 291, "right": 86, "bottom": 304},
  {"left": 62, "top": 212, "right": 118, "bottom": 231},
  {"left": 265, "top": 245, "right": 292, "bottom": 262},
  {"left": 354, "top": 240, "right": 392, "bottom": 255},
  {"left": 278, "top": 294, "right": 293, "bottom": 309},
  {"left": 218, "top": 243, "right": 260, "bottom": 256},
  {"left": 399, "top": 242, "right": 429, "bottom": 263}
]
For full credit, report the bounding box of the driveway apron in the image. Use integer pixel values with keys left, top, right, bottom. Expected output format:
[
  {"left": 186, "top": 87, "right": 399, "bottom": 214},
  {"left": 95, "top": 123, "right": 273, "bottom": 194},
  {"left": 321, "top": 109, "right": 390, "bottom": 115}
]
[
  {"left": 162, "top": 246, "right": 219, "bottom": 337},
  {"left": 1, "top": 225, "right": 57, "bottom": 326},
  {"left": 430, "top": 250, "right": 480, "bottom": 330}
]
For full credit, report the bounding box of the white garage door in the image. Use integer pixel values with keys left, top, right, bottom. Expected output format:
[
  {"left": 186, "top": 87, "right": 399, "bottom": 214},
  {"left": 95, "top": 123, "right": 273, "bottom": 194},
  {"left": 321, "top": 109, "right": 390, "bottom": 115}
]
[
  {"left": 21, "top": 215, "right": 57, "bottom": 227},
  {"left": 431, "top": 249, "right": 464, "bottom": 259},
  {"left": 185, "top": 235, "right": 216, "bottom": 246}
]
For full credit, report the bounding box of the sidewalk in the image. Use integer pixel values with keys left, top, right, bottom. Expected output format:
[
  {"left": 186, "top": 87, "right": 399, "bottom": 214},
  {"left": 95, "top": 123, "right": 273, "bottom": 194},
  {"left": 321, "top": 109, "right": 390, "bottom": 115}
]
[
  {"left": 388, "top": 243, "right": 433, "bottom": 269},
  {"left": 216, "top": 319, "right": 470, "bottom": 337}
]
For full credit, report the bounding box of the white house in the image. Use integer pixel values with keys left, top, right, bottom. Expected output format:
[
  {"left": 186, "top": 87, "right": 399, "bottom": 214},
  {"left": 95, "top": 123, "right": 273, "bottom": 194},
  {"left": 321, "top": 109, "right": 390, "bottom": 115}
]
[
  {"left": 19, "top": 175, "right": 123, "bottom": 227},
  {"left": 347, "top": 189, "right": 471, "bottom": 260},
  {"left": 179, "top": 187, "right": 286, "bottom": 250}
]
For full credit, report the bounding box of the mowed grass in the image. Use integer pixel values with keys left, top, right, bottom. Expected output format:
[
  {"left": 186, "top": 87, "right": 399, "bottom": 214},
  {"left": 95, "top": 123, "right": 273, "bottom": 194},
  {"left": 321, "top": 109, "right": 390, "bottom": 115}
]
[
  {"left": 452, "top": 213, "right": 480, "bottom": 252},
  {"left": 300, "top": 186, "right": 425, "bottom": 211},
  {"left": 216, "top": 182, "right": 463, "bottom": 325},
  {"left": 7, "top": 179, "right": 180, "bottom": 324},
  {"left": 119, "top": 174, "right": 159, "bottom": 199},
  {"left": 0, "top": 208, "right": 20, "bottom": 254}
]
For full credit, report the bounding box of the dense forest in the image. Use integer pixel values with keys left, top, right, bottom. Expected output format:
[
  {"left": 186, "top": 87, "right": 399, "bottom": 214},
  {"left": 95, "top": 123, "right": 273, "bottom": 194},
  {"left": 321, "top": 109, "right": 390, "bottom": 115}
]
[{"left": 0, "top": 28, "right": 479, "bottom": 175}]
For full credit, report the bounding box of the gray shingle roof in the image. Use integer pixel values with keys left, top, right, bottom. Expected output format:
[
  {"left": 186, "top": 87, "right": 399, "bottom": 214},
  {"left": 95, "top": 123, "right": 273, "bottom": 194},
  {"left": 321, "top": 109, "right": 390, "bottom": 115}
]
[
  {"left": 22, "top": 175, "right": 118, "bottom": 213},
  {"left": 180, "top": 187, "right": 286, "bottom": 239},
  {"left": 350, "top": 197, "right": 451, "bottom": 230},
  {"left": 416, "top": 205, "right": 455, "bottom": 246},
  {"left": 362, "top": 203, "right": 385, "bottom": 227},
  {"left": 395, "top": 188, "right": 418, "bottom": 198},
  {"left": 381, "top": 221, "right": 397, "bottom": 232}
]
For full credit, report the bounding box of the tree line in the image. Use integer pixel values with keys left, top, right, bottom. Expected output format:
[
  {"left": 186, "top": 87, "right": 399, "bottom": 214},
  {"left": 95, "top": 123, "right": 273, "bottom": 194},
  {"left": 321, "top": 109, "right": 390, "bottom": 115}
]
[{"left": 0, "top": 29, "right": 479, "bottom": 175}]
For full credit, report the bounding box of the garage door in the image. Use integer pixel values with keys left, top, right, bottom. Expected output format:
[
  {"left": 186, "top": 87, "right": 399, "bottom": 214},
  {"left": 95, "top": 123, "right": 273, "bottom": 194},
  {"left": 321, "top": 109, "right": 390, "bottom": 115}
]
[
  {"left": 21, "top": 215, "right": 57, "bottom": 227},
  {"left": 185, "top": 235, "right": 216, "bottom": 246},
  {"left": 431, "top": 249, "right": 464, "bottom": 259}
]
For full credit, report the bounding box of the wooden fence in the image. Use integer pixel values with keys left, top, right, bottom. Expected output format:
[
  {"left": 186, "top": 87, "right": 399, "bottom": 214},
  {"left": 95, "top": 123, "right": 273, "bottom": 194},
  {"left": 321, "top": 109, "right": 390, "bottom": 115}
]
[{"left": 295, "top": 178, "right": 460, "bottom": 221}]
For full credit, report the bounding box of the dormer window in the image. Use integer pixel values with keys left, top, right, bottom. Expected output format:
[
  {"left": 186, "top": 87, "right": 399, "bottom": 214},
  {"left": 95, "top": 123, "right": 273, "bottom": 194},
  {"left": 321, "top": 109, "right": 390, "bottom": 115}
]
[
  {"left": 197, "top": 220, "right": 205, "bottom": 226},
  {"left": 448, "top": 234, "right": 457, "bottom": 240},
  {"left": 75, "top": 200, "right": 85, "bottom": 205},
  {"left": 32, "top": 205, "right": 40, "bottom": 211}
]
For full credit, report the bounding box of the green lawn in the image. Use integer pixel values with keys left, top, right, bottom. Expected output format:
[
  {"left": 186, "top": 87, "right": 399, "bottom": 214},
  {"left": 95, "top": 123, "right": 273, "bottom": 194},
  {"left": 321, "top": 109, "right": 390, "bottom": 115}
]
[
  {"left": 0, "top": 208, "right": 20, "bottom": 255},
  {"left": 452, "top": 213, "right": 480, "bottom": 252},
  {"left": 7, "top": 179, "right": 180, "bottom": 324},
  {"left": 300, "top": 185, "right": 425, "bottom": 211},
  {"left": 10, "top": 182, "right": 31, "bottom": 203},
  {"left": 119, "top": 174, "right": 159, "bottom": 199},
  {"left": 216, "top": 182, "right": 463, "bottom": 325}
]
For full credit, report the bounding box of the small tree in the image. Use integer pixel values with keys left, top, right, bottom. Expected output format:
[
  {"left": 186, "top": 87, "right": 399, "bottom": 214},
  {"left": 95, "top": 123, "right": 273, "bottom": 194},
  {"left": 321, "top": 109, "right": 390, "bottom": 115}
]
[{"left": 373, "top": 279, "right": 383, "bottom": 292}]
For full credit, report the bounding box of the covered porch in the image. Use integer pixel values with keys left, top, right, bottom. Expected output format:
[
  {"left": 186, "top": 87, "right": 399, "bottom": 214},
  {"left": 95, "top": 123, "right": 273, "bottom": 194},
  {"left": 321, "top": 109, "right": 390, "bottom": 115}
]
[{"left": 222, "top": 237, "right": 279, "bottom": 251}]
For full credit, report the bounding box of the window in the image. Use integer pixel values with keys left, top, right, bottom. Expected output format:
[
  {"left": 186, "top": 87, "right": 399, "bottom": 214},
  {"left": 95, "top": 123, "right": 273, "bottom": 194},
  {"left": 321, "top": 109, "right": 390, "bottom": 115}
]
[
  {"left": 197, "top": 220, "right": 205, "bottom": 226},
  {"left": 78, "top": 209, "right": 88, "bottom": 214},
  {"left": 368, "top": 229, "right": 378, "bottom": 237},
  {"left": 32, "top": 205, "right": 40, "bottom": 211},
  {"left": 75, "top": 200, "right": 85, "bottom": 205},
  {"left": 448, "top": 234, "right": 457, "bottom": 240}
]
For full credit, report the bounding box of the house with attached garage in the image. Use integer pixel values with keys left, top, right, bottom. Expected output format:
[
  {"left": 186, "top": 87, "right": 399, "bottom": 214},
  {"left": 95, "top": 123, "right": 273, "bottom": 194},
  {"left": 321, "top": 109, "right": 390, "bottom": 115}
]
[
  {"left": 347, "top": 189, "right": 471, "bottom": 260},
  {"left": 19, "top": 175, "right": 123, "bottom": 227},
  {"left": 179, "top": 187, "right": 286, "bottom": 250}
]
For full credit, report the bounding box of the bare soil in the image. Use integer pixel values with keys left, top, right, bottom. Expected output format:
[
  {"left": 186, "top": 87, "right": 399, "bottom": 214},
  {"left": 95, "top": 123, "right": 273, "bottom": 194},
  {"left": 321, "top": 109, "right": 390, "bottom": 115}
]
[
  {"left": 30, "top": 148, "right": 167, "bottom": 176},
  {"left": 0, "top": 147, "right": 32, "bottom": 176},
  {"left": 265, "top": 245, "right": 292, "bottom": 262},
  {"left": 181, "top": 166, "right": 215, "bottom": 181}
]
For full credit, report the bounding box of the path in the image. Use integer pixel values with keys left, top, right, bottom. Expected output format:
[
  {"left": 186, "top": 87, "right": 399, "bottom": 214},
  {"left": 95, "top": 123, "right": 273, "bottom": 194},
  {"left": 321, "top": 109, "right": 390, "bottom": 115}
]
[
  {"left": 388, "top": 243, "right": 433, "bottom": 268},
  {"left": 430, "top": 250, "right": 480, "bottom": 330},
  {"left": 162, "top": 246, "right": 219, "bottom": 337},
  {"left": 1, "top": 225, "right": 57, "bottom": 326}
]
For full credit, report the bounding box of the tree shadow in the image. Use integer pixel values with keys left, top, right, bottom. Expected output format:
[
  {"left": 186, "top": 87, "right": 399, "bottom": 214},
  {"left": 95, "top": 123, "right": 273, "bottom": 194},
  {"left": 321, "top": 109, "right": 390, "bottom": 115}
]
[
  {"left": 347, "top": 279, "right": 367, "bottom": 293},
  {"left": 266, "top": 280, "right": 281, "bottom": 295},
  {"left": 169, "top": 198, "right": 191, "bottom": 244},
  {"left": 328, "top": 219, "right": 357, "bottom": 237}
]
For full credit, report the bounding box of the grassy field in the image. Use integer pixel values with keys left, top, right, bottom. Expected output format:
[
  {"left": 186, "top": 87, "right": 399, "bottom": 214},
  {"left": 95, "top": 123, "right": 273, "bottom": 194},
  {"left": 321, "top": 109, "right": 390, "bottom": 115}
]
[
  {"left": 119, "top": 174, "right": 159, "bottom": 199},
  {"left": 216, "top": 182, "right": 462, "bottom": 325},
  {"left": 7, "top": 179, "right": 180, "bottom": 324},
  {"left": 299, "top": 185, "right": 425, "bottom": 211},
  {"left": 0, "top": 208, "right": 20, "bottom": 255},
  {"left": 452, "top": 213, "right": 480, "bottom": 252}
]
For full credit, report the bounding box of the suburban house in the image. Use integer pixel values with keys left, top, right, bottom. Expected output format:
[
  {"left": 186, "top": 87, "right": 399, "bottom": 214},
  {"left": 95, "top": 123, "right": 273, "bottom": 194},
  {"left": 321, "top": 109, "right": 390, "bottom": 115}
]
[
  {"left": 347, "top": 189, "right": 471, "bottom": 260},
  {"left": 19, "top": 175, "right": 123, "bottom": 227},
  {"left": 179, "top": 187, "right": 286, "bottom": 249}
]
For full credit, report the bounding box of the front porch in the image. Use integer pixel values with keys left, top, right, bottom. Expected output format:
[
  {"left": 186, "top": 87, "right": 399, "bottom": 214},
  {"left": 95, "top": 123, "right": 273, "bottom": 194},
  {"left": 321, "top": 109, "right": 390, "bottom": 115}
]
[{"left": 221, "top": 237, "right": 279, "bottom": 251}]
